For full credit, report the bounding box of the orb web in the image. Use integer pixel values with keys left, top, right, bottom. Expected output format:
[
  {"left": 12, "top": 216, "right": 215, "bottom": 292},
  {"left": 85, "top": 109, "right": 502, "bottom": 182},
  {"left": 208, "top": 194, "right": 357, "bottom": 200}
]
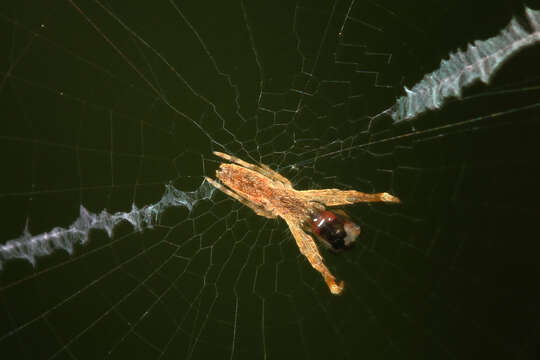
[{"left": 1, "top": 1, "right": 539, "bottom": 359}]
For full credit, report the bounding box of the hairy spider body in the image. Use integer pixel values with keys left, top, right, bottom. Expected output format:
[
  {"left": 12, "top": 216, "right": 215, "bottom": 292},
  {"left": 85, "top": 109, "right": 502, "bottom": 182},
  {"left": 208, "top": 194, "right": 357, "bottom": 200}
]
[
  {"left": 206, "top": 151, "right": 400, "bottom": 295},
  {"left": 215, "top": 162, "right": 318, "bottom": 221}
]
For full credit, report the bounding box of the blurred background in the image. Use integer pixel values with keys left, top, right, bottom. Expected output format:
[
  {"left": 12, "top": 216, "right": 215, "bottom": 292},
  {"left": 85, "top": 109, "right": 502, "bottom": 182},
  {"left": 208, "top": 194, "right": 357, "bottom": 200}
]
[{"left": 1, "top": 0, "right": 539, "bottom": 359}]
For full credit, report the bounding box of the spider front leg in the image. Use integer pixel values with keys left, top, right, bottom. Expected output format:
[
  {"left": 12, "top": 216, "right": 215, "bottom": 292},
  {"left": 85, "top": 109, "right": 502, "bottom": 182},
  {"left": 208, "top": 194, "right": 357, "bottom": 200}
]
[
  {"left": 213, "top": 151, "right": 292, "bottom": 187},
  {"left": 299, "top": 188, "right": 400, "bottom": 206},
  {"left": 205, "top": 177, "right": 277, "bottom": 219},
  {"left": 285, "top": 219, "right": 344, "bottom": 295}
]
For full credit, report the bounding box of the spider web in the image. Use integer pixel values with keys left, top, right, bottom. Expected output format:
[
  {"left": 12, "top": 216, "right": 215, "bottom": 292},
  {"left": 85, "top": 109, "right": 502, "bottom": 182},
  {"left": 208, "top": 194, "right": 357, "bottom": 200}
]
[{"left": 1, "top": 0, "right": 540, "bottom": 359}]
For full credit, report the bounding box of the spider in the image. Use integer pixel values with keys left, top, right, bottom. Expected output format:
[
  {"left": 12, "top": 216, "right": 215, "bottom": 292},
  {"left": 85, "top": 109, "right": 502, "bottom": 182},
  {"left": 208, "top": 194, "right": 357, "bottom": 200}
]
[{"left": 205, "top": 152, "right": 400, "bottom": 295}]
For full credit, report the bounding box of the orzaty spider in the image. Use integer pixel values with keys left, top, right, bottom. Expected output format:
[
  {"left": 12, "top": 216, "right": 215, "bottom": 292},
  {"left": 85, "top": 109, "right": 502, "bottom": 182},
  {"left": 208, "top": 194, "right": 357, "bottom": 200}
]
[{"left": 205, "top": 152, "right": 400, "bottom": 295}]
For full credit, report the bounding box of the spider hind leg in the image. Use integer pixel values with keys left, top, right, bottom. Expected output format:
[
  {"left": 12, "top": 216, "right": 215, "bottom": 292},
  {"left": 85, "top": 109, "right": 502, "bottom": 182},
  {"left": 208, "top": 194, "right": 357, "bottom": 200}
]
[
  {"left": 286, "top": 219, "right": 344, "bottom": 295},
  {"left": 299, "top": 189, "right": 400, "bottom": 206}
]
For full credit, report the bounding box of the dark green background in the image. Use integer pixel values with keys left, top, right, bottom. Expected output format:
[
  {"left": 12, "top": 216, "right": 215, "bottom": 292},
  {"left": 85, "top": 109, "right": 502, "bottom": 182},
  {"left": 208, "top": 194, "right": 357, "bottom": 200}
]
[{"left": 1, "top": 0, "right": 540, "bottom": 359}]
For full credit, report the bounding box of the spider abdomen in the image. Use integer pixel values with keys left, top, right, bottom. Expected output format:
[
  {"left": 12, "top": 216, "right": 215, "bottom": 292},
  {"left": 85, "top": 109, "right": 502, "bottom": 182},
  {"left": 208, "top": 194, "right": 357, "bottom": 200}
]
[{"left": 310, "top": 211, "right": 360, "bottom": 251}]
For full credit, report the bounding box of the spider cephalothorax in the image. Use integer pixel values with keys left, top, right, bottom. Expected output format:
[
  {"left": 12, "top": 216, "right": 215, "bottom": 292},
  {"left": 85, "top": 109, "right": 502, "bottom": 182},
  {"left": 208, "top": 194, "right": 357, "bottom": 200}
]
[{"left": 205, "top": 151, "right": 400, "bottom": 295}]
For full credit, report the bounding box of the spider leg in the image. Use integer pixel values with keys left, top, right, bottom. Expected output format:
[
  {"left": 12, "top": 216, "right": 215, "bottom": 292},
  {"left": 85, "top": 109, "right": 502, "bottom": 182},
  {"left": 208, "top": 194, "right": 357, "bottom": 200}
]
[
  {"left": 259, "top": 163, "right": 292, "bottom": 187},
  {"left": 285, "top": 219, "right": 344, "bottom": 295},
  {"left": 213, "top": 151, "right": 292, "bottom": 187},
  {"left": 205, "top": 177, "right": 277, "bottom": 219},
  {"left": 299, "top": 189, "right": 400, "bottom": 206}
]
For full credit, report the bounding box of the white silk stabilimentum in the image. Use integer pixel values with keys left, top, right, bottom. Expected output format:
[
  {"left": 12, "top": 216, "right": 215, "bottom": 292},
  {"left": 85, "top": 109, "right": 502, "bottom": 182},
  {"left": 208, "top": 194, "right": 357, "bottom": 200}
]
[
  {"left": 0, "top": 182, "right": 215, "bottom": 270},
  {"left": 391, "top": 7, "right": 540, "bottom": 122}
]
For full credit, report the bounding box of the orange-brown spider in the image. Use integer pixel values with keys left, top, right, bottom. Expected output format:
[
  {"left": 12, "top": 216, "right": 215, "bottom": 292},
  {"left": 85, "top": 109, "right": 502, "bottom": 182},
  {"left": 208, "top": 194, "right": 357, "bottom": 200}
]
[{"left": 205, "top": 152, "right": 400, "bottom": 295}]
